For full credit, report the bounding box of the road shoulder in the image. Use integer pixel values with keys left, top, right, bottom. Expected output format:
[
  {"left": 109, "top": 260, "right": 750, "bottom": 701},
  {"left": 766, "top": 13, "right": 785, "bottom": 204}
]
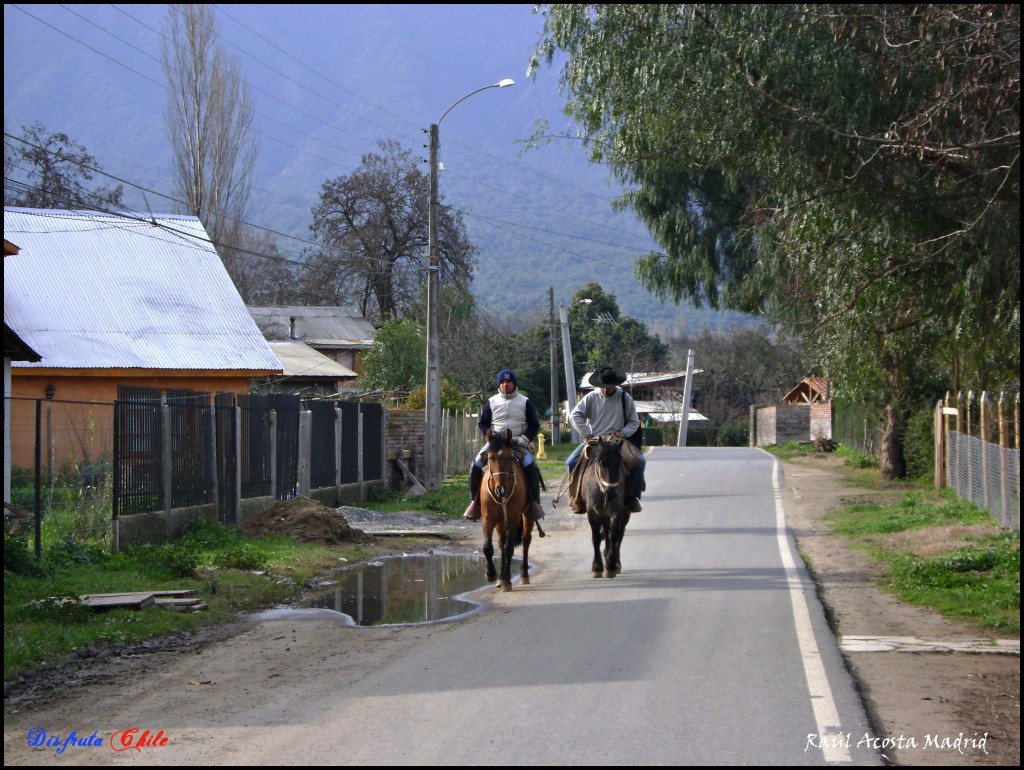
[{"left": 778, "top": 453, "right": 1019, "bottom": 766}]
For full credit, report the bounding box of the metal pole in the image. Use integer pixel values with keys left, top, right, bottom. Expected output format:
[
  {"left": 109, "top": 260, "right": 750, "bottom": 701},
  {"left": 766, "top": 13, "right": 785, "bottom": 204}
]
[
  {"left": 423, "top": 80, "right": 514, "bottom": 491},
  {"left": 559, "top": 305, "right": 579, "bottom": 444},
  {"left": 425, "top": 122, "right": 442, "bottom": 491},
  {"left": 677, "top": 349, "right": 694, "bottom": 447},
  {"left": 549, "top": 287, "right": 560, "bottom": 444}
]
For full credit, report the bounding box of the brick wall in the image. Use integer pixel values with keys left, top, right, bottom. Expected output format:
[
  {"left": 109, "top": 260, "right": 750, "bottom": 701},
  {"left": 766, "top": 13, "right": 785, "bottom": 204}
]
[
  {"left": 386, "top": 409, "right": 426, "bottom": 479},
  {"left": 752, "top": 403, "right": 833, "bottom": 446}
]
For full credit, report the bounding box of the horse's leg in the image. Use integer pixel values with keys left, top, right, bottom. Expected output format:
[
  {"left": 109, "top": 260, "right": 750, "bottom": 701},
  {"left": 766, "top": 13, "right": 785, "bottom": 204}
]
[
  {"left": 498, "top": 524, "right": 515, "bottom": 592},
  {"left": 483, "top": 522, "right": 497, "bottom": 583},
  {"left": 520, "top": 514, "right": 533, "bottom": 585},
  {"left": 605, "top": 510, "right": 628, "bottom": 577},
  {"left": 588, "top": 512, "right": 605, "bottom": 578}
]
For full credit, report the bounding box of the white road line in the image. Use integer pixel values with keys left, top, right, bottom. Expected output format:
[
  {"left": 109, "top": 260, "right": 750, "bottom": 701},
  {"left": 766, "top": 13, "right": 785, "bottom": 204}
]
[{"left": 773, "top": 459, "right": 851, "bottom": 764}]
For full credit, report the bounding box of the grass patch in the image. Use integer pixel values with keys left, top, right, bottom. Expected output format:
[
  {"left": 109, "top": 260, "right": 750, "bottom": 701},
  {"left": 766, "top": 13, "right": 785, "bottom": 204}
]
[
  {"left": 3, "top": 519, "right": 389, "bottom": 681},
  {"left": 827, "top": 491, "right": 991, "bottom": 536},
  {"left": 363, "top": 481, "right": 468, "bottom": 519},
  {"left": 883, "top": 532, "right": 1020, "bottom": 632},
  {"left": 822, "top": 486, "right": 1019, "bottom": 634}
]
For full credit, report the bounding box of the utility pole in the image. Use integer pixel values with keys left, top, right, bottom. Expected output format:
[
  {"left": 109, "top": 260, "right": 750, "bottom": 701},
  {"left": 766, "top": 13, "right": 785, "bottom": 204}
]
[
  {"left": 677, "top": 349, "right": 695, "bottom": 447},
  {"left": 560, "top": 305, "right": 579, "bottom": 444},
  {"left": 548, "top": 288, "right": 560, "bottom": 444},
  {"left": 423, "top": 79, "right": 514, "bottom": 491}
]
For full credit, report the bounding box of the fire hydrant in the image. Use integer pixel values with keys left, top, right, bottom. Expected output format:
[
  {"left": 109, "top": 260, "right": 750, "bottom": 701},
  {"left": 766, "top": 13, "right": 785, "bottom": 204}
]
[{"left": 536, "top": 431, "right": 547, "bottom": 459}]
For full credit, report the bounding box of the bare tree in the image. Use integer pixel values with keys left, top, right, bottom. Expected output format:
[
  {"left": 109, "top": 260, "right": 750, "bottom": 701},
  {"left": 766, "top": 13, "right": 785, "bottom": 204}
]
[
  {"left": 304, "top": 139, "right": 476, "bottom": 324},
  {"left": 4, "top": 121, "right": 124, "bottom": 209},
  {"left": 162, "top": 4, "right": 258, "bottom": 265}
]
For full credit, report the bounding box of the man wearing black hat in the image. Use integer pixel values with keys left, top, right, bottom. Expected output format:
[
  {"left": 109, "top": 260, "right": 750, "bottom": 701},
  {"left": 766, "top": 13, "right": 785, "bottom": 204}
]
[
  {"left": 567, "top": 366, "right": 646, "bottom": 512},
  {"left": 463, "top": 369, "right": 547, "bottom": 522}
]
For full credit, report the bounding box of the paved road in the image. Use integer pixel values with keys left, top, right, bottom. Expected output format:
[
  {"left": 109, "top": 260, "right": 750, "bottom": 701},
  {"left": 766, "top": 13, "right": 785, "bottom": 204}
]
[{"left": 270, "top": 446, "right": 879, "bottom": 765}]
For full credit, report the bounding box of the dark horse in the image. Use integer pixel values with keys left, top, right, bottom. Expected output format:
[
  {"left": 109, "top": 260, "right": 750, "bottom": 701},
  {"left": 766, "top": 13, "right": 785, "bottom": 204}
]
[
  {"left": 480, "top": 428, "right": 539, "bottom": 591},
  {"left": 579, "top": 435, "right": 632, "bottom": 578}
]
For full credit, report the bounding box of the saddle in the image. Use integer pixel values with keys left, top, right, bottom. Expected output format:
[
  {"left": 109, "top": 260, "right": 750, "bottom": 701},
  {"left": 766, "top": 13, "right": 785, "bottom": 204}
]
[{"left": 567, "top": 435, "right": 641, "bottom": 513}]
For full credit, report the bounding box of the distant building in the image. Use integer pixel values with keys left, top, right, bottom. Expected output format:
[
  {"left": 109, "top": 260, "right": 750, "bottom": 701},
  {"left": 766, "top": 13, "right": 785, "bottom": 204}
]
[
  {"left": 248, "top": 306, "right": 376, "bottom": 384},
  {"left": 4, "top": 208, "right": 281, "bottom": 467},
  {"left": 576, "top": 369, "right": 708, "bottom": 424}
]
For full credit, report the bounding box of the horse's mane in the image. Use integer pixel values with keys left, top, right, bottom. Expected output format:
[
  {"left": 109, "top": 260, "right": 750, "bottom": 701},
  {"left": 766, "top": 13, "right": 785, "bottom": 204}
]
[{"left": 487, "top": 429, "right": 516, "bottom": 452}]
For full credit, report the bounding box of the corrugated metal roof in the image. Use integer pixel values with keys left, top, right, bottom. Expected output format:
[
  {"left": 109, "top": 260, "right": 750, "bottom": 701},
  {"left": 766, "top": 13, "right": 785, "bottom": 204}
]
[
  {"left": 268, "top": 341, "right": 357, "bottom": 379},
  {"left": 4, "top": 208, "right": 281, "bottom": 372},
  {"left": 248, "top": 305, "right": 375, "bottom": 348},
  {"left": 578, "top": 369, "right": 703, "bottom": 391}
]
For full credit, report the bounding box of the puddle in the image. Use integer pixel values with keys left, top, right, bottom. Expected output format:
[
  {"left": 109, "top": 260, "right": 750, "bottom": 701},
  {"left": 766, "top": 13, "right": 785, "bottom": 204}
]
[{"left": 286, "top": 553, "right": 497, "bottom": 626}]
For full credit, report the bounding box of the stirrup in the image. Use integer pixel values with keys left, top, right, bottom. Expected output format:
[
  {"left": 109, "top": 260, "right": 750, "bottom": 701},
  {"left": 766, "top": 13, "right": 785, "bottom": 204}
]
[
  {"left": 627, "top": 498, "right": 643, "bottom": 513},
  {"left": 530, "top": 501, "right": 545, "bottom": 522}
]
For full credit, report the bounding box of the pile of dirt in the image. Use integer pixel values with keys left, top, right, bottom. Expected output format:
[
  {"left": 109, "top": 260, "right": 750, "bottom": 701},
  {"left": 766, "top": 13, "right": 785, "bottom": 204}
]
[{"left": 238, "top": 496, "right": 370, "bottom": 544}]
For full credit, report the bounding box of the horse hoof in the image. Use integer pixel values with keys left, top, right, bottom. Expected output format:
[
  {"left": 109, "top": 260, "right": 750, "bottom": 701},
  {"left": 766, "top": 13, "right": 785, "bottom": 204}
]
[
  {"left": 604, "top": 570, "right": 617, "bottom": 578},
  {"left": 591, "top": 571, "right": 603, "bottom": 578},
  {"left": 499, "top": 582, "right": 513, "bottom": 593},
  {"left": 521, "top": 575, "right": 530, "bottom": 585}
]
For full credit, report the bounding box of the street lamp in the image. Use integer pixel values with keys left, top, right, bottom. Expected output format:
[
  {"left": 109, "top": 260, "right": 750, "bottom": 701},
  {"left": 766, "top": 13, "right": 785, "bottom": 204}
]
[{"left": 424, "top": 78, "right": 515, "bottom": 491}]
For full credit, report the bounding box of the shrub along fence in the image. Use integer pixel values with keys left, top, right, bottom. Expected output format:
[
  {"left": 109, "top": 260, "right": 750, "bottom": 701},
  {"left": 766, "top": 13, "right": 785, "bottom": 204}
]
[{"left": 935, "top": 391, "right": 1019, "bottom": 529}]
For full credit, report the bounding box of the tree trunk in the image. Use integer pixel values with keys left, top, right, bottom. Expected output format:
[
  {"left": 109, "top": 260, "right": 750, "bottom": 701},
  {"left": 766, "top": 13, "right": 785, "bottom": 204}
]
[{"left": 879, "top": 401, "right": 907, "bottom": 480}]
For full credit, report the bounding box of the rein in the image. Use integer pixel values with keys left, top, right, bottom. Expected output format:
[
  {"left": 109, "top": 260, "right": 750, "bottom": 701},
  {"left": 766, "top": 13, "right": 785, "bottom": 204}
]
[
  {"left": 485, "top": 447, "right": 521, "bottom": 517},
  {"left": 582, "top": 438, "right": 622, "bottom": 493}
]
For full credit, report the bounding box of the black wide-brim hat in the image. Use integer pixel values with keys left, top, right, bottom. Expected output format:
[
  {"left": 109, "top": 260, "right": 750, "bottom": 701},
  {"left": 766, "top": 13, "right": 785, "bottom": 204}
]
[{"left": 589, "top": 366, "right": 627, "bottom": 387}]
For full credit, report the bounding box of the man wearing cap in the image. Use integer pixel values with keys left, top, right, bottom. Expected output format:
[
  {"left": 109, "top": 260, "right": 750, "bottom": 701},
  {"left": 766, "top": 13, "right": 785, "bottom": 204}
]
[
  {"left": 567, "top": 365, "right": 646, "bottom": 513},
  {"left": 463, "top": 369, "right": 547, "bottom": 522}
]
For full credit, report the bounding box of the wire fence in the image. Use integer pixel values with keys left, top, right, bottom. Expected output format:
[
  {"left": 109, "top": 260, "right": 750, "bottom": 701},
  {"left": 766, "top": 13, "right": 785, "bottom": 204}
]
[
  {"left": 832, "top": 401, "right": 884, "bottom": 457},
  {"left": 6, "top": 396, "right": 115, "bottom": 545},
  {"left": 946, "top": 432, "right": 1020, "bottom": 528}
]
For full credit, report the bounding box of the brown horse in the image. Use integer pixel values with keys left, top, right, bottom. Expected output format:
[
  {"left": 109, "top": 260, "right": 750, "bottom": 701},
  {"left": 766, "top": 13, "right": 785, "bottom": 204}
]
[
  {"left": 579, "top": 435, "right": 631, "bottom": 578},
  {"left": 480, "top": 428, "right": 537, "bottom": 591}
]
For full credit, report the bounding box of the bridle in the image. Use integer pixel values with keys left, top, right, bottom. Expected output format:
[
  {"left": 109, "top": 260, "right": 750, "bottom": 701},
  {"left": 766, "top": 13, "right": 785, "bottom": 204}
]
[
  {"left": 582, "top": 435, "right": 623, "bottom": 493},
  {"left": 485, "top": 440, "right": 521, "bottom": 514}
]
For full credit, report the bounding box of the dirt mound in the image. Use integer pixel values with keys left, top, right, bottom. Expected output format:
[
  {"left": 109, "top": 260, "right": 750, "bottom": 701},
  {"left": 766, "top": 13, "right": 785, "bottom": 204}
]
[{"left": 238, "top": 496, "right": 369, "bottom": 544}]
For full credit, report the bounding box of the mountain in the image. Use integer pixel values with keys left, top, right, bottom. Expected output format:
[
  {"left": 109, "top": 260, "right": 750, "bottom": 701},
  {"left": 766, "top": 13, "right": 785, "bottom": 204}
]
[{"left": 4, "top": 4, "right": 755, "bottom": 338}]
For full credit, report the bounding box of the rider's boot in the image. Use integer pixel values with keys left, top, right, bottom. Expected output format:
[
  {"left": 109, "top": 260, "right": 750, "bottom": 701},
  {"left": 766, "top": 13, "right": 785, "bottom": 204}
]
[
  {"left": 626, "top": 467, "right": 644, "bottom": 513},
  {"left": 523, "top": 462, "right": 545, "bottom": 521},
  {"left": 463, "top": 464, "right": 483, "bottom": 521}
]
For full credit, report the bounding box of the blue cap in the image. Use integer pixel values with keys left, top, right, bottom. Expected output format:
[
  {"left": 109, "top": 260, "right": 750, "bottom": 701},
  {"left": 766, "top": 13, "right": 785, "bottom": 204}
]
[{"left": 496, "top": 369, "right": 518, "bottom": 387}]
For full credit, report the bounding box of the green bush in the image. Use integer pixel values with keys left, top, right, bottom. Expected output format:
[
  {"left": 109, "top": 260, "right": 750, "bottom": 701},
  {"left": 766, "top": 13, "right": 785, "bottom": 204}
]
[
  {"left": 212, "top": 543, "right": 268, "bottom": 571},
  {"left": 180, "top": 517, "right": 236, "bottom": 549},
  {"left": 4, "top": 535, "right": 50, "bottom": 577},
  {"left": 904, "top": 406, "right": 935, "bottom": 481},
  {"left": 841, "top": 448, "right": 879, "bottom": 469},
  {"left": 644, "top": 427, "right": 664, "bottom": 446}
]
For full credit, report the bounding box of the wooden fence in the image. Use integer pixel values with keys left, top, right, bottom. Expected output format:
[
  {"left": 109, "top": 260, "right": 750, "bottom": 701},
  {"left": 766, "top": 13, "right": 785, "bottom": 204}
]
[{"left": 935, "top": 391, "right": 1020, "bottom": 529}]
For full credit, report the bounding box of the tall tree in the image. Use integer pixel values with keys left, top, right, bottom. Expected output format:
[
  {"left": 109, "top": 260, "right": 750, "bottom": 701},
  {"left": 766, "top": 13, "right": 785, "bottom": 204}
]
[
  {"left": 567, "top": 283, "right": 669, "bottom": 374},
  {"left": 304, "top": 139, "right": 477, "bottom": 325},
  {"left": 4, "top": 122, "right": 124, "bottom": 209},
  {"left": 162, "top": 4, "right": 259, "bottom": 269},
  {"left": 533, "top": 4, "right": 1020, "bottom": 477}
]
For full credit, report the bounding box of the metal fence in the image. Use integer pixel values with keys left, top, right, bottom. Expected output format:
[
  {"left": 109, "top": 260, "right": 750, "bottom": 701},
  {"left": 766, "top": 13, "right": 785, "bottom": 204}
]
[
  {"left": 832, "top": 401, "right": 884, "bottom": 457},
  {"left": 946, "top": 431, "right": 1020, "bottom": 528},
  {"left": 6, "top": 395, "right": 116, "bottom": 551},
  {"left": 6, "top": 390, "right": 393, "bottom": 553}
]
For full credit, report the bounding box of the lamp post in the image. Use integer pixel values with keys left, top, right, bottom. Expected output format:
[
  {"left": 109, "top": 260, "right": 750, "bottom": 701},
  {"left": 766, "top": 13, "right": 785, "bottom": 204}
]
[{"left": 424, "top": 78, "right": 515, "bottom": 491}]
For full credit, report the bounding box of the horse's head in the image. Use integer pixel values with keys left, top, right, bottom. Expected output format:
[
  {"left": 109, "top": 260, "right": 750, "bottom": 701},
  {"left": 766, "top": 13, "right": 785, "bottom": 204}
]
[
  {"left": 596, "top": 435, "right": 624, "bottom": 482},
  {"left": 485, "top": 428, "right": 519, "bottom": 500},
  {"left": 581, "top": 434, "right": 625, "bottom": 502}
]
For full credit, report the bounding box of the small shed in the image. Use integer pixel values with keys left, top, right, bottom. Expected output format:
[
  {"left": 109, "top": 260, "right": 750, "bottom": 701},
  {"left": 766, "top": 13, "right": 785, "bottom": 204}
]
[
  {"left": 782, "top": 376, "right": 830, "bottom": 405},
  {"left": 752, "top": 377, "right": 833, "bottom": 447}
]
